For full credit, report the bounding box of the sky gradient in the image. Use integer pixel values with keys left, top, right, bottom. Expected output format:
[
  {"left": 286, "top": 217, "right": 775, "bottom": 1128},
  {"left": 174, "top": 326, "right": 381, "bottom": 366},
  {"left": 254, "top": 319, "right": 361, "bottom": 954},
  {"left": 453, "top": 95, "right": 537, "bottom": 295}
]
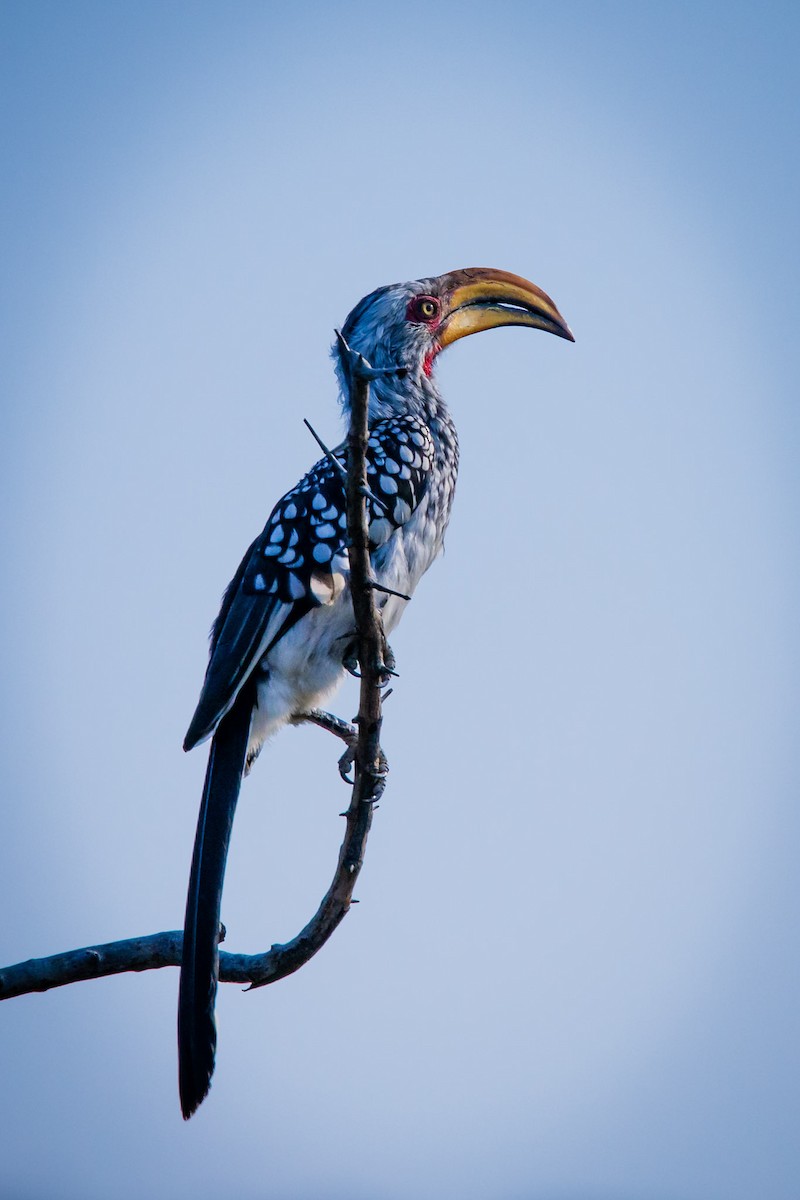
[{"left": 1, "top": 3, "right": 799, "bottom": 1198}]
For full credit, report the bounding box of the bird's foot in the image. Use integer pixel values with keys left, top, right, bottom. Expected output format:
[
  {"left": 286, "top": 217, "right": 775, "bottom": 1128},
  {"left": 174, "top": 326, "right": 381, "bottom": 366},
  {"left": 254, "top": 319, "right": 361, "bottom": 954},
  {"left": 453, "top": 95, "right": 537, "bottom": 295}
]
[
  {"left": 291, "top": 707, "right": 360, "bottom": 782},
  {"left": 337, "top": 739, "right": 389, "bottom": 786},
  {"left": 342, "top": 637, "right": 397, "bottom": 684},
  {"left": 381, "top": 640, "right": 397, "bottom": 678},
  {"left": 292, "top": 707, "right": 390, "bottom": 788}
]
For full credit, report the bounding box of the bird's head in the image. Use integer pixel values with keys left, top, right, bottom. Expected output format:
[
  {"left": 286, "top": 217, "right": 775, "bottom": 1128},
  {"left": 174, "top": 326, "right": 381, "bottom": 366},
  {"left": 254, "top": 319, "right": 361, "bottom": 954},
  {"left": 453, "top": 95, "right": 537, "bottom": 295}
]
[{"left": 334, "top": 266, "right": 573, "bottom": 415}]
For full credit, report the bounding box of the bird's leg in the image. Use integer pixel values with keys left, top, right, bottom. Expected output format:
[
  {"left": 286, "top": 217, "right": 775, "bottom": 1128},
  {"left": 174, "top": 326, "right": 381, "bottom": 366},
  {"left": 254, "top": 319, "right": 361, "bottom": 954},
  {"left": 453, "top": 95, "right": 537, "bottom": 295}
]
[
  {"left": 291, "top": 708, "right": 357, "bottom": 781},
  {"left": 292, "top": 707, "right": 357, "bottom": 744},
  {"left": 292, "top": 707, "right": 358, "bottom": 783}
]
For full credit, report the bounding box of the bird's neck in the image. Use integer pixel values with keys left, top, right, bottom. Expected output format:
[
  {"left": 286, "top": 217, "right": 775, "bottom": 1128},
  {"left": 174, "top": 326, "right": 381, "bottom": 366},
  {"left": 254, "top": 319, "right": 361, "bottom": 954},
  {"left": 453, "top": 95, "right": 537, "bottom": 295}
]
[
  {"left": 335, "top": 342, "right": 456, "bottom": 459},
  {"left": 368, "top": 372, "right": 460, "bottom": 535},
  {"left": 367, "top": 372, "right": 455, "bottom": 446},
  {"left": 337, "top": 361, "right": 459, "bottom": 484}
]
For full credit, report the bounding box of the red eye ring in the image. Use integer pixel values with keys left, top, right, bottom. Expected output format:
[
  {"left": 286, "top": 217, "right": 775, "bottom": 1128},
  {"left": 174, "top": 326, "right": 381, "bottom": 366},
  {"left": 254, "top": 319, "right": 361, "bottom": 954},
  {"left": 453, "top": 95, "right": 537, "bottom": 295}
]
[{"left": 407, "top": 295, "right": 441, "bottom": 324}]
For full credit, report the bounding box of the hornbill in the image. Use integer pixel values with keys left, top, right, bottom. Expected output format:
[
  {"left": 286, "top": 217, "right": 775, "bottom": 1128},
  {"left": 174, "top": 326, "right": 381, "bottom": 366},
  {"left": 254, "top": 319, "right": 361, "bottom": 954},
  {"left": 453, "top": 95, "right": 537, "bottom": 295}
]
[{"left": 179, "top": 267, "right": 573, "bottom": 1117}]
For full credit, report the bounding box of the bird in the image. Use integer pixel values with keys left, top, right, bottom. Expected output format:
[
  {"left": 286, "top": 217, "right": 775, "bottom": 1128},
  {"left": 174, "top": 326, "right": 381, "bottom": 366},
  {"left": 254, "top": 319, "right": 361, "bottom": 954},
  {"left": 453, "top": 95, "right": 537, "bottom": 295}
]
[{"left": 178, "top": 267, "right": 573, "bottom": 1117}]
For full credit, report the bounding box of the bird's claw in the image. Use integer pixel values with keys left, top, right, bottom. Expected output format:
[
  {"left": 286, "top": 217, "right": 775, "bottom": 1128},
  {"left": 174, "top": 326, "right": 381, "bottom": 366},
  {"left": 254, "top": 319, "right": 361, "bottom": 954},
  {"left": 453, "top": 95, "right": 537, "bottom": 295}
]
[
  {"left": 342, "top": 641, "right": 361, "bottom": 678},
  {"left": 377, "top": 639, "right": 397, "bottom": 685},
  {"left": 369, "top": 774, "right": 387, "bottom": 803},
  {"left": 338, "top": 744, "right": 355, "bottom": 783},
  {"left": 338, "top": 743, "right": 389, "bottom": 786}
]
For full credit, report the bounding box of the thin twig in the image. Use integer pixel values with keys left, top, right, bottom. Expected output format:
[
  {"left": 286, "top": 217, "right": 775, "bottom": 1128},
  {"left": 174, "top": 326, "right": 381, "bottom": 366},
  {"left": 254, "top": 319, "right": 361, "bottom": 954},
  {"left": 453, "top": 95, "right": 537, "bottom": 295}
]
[
  {"left": 369, "top": 581, "right": 411, "bottom": 602},
  {"left": 302, "top": 418, "right": 348, "bottom": 480},
  {"left": 302, "top": 416, "right": 392, "bottom": 519}
]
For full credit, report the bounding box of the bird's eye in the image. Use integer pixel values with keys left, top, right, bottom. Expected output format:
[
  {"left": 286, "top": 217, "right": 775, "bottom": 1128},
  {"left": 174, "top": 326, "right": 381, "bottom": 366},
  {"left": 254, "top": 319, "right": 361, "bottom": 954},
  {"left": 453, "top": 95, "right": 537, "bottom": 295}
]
[{"left": 408, "top": 295, "right": 440, "bottom": 323}]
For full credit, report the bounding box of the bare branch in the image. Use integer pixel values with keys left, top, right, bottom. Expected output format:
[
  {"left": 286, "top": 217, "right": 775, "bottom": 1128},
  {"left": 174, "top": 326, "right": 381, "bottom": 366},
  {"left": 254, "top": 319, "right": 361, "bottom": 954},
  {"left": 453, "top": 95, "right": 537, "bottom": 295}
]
[
  {"left": 0, "top": 933, "right": 185, "bottom": 1000},
  {"left": 0, "top": 342, "right": 393, "bottom": 1004}
]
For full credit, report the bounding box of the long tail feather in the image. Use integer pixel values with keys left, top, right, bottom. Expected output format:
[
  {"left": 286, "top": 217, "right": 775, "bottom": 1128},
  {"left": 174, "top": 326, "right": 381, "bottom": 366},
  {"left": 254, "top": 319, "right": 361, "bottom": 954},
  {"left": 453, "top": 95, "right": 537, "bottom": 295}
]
[{"left": 178, "top": 687, "right": 252, "bottom": 1119}]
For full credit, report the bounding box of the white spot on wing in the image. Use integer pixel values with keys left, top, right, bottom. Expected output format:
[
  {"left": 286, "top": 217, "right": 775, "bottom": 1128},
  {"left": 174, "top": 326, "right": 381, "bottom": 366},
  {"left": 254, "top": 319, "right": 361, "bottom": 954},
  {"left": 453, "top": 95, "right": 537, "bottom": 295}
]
[
  {"left": 309, "top": 573, "right": 334, "bottom": 604},
  {"left": 310, "top": 569, "right": 346, "bottom": 605},
  {"left": 369, "top": 517, "right": 392, "bottom": 545},
  {"left": 288, "top": 573, "right": 306, "bottom": 599}
]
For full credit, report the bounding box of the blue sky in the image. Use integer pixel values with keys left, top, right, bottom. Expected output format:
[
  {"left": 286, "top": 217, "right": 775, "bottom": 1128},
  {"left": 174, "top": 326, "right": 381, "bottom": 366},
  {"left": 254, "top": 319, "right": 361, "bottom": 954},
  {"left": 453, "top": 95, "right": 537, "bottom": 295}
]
[{"left": 1, "top": 3, "right": 798, "bottom": 1198}]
